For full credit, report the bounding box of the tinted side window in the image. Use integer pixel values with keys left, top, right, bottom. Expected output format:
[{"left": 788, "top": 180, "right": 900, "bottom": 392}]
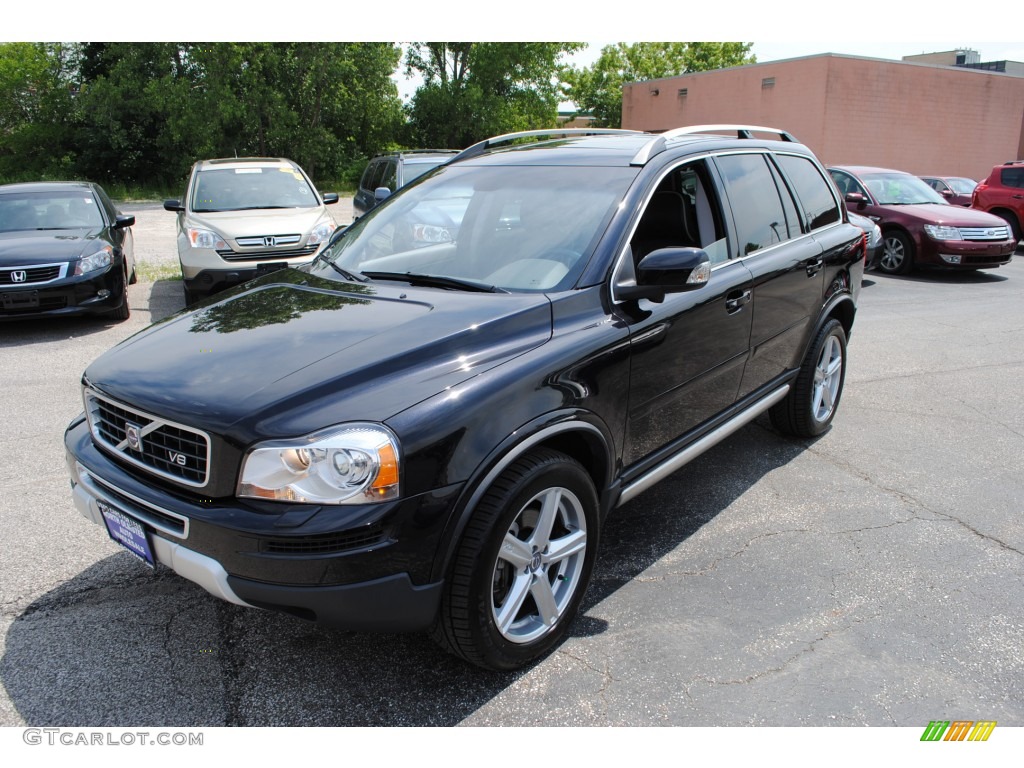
[
  {"left": 776, "top": 154, "right": 840, "bottom": 230},
  {"left": 380, "top": 159, "right": 398, "bottom": 192},
  {"left": 1001, "top": 167, "right": 1024, "bottom": 188},
  {"left": 359, "top": 161, "right": 377, "bottom": 191},
  {"left": 715, "top": 153, "right": 790, "bottom": 256}
]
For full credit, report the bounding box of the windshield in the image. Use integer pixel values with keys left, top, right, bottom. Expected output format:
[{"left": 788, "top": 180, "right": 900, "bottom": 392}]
[
  {"left": 863, "top": 173, "right": 947, "bottom": 205},
  {"left": 403, "top": 158, "right": 453, "bottom": 185},
  {"left": 191, "top": 166, "right": 319, "bottom": 213},
  {"left": 0, "top": 190, "right": 104, "bottom": 231},
  {"left": 947, "top": 177, "right": 977, "bottom": 194},
  {"left": 311, "top": 164, "right": 638, "bottom": 292}
]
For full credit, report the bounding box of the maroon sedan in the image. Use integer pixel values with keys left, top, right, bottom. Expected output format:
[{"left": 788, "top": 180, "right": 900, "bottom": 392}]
[{"left": 829, "top": 166, "right": 1015, "bottom": 274}]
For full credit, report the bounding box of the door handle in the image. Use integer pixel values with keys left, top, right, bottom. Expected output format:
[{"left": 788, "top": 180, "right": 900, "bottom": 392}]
[
  {"left": 805, "top": 257, "right": 823, "bottom": 277},
  {"left": 725, "top": 289, "right": 751, "bottom": 312}
]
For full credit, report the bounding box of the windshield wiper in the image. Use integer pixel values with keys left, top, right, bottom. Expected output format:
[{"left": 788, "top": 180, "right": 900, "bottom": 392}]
[
  {"left": 327, "top": 262, "right": 368, "bottom": 282},
  {"left": 361, "top": 271, "right": 507, "bottom": 293}
]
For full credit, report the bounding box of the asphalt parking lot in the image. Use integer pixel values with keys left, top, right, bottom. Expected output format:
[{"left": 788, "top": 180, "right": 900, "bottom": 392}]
[{"left": 1, "top": 202, "right": 1022, "bottom": 727}]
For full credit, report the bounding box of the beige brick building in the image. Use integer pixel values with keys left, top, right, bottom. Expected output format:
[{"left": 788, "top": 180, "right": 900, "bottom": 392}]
[{"left": 621, "top": 54, "right": 1024, "bottom": 181}]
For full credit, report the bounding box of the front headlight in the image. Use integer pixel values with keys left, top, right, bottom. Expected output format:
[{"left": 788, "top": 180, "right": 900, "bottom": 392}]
[
  {"left": 237, "top": 423, "right": 400, "bottom": 504},
  {"left": 186, "top": 227, "right": 228, "bottom": 249},
  {"left": 74, "top": 245, "right": 113, "bottom": 275},
  {"left": 923, "top": 224, "right": 962, "bottom": 241},
  {"left": 307, "top": 221, "right": 337, "bottom": 246}
]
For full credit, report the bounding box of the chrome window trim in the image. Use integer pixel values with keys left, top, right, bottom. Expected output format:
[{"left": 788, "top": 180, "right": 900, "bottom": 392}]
[
  {"left": 609, "top": 148, "right": 847, "bottom": 305},
  {"left": 83, "top": 387, "right": 212, "bottom": 488}
]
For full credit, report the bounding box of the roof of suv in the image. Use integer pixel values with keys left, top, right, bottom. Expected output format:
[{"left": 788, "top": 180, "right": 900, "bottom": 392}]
[
  {"left": 448, "top": 126, "right": 809, "bottom": 169},
  {"left": 196, "top": 157, "right": 300, "bottom": 172}
]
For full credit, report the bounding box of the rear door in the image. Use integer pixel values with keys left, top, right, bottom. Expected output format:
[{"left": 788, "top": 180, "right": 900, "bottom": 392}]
[{"left": 712, "top": 151, "right": 831, "bottom": 397}]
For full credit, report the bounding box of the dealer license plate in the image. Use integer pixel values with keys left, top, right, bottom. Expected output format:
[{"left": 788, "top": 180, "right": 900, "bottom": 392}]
[
  {"left": 1, "top": 290, "right": 39, "bottom": 310},
  {"left": 255, "top": 261, "right": 288, "bottom": 277},
  {"left": 99, "top": 500, "right": 155, "bottom": 567}
]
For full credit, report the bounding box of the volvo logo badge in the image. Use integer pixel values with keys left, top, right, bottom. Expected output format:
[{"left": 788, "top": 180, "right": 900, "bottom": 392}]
[
  {"left": 263, "top": 236, "right": 277, "bottom": 248},
  {"left": 10, "top": 270, "right": 27, "bottom": 283},
  {"left": 125, "top": 423, "right": 142, "bottom": 452}
]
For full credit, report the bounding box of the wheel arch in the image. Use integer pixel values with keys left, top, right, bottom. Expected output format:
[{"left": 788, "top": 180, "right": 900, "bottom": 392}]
[{"left": 429, "top": 413, "right": 614, "bottom": 583}]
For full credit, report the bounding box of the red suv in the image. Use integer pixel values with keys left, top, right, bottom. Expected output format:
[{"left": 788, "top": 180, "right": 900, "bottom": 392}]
[{"left": 972, "top": 161, "right": 1024, "bottom": 245}]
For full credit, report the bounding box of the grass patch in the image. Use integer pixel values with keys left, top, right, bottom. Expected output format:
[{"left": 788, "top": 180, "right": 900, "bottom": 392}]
[{"left": 135, "top": 262, "right": 183, "bottom": 283}]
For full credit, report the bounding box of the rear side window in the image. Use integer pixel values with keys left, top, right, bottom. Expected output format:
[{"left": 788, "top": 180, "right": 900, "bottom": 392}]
[
  {"left": 775, "top": 154, "right": 840, "bottom": 230},
  {"left": 1001, "top": 167, "right": 1024, "bottom": 188},
  {"left": 715, "top": 153, "right": 792, "bottom": 256}
]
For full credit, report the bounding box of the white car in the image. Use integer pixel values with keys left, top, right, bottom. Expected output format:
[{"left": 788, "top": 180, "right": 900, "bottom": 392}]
[{"left": 164, "top": 158, "right": 339, "bottom": 304}]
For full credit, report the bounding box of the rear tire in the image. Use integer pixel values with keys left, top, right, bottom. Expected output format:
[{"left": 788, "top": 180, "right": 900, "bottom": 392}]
[
  {"left": 994, "top": 210, "right": 1021, "bottom": 246},
  {"left": 771, "top": 319, "right": 847, "bottom": 438},
  {"left": 431, "top": 449, "right": 599, "bottom": 671}
]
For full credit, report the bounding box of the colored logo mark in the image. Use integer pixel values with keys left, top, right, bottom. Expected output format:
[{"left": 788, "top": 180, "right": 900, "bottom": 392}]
[{"left": 920, "top": 720, "right": 996, "bottom": 742}]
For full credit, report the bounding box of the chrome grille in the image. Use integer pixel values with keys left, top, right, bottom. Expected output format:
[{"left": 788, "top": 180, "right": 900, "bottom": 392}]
[
  {"left": 235, "top": 234, "right": 302, "bottom": 248},
  {"left": 0, "top": 262, "right": 67, "bottom": 285},
  {"left": 960, "top": 226, "right": 1010, "bottom": 241},
  {"left": 84, "top": 389, "right": 211, "bottom": 487},
  {"left": 216, "top": 243, "right": 317, "bottom": 262}
]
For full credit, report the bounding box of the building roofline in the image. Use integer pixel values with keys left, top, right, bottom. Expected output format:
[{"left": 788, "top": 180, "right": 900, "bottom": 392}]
[{"left": 623, "top": 52, "right": 1023, "bottom": 88}]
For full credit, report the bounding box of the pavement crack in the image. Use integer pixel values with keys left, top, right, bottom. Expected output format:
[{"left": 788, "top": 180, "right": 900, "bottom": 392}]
[{"left": 215, "top": 601, "right": 246, "bottom": 727}]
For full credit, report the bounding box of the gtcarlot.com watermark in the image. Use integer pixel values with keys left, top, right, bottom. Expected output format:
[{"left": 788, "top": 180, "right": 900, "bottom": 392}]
[{"left": 23, "top": 728, "right": 203, "bottom": 747}]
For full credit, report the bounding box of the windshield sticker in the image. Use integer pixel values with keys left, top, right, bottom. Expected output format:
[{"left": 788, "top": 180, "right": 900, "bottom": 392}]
[{"left": 235, "top": 168, "right": 263, "bottom": 174}]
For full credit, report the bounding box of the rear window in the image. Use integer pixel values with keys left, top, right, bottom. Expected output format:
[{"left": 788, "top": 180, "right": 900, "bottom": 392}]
[{"left": 1001, "top": 167, "right": 1024, "bottom": 189}]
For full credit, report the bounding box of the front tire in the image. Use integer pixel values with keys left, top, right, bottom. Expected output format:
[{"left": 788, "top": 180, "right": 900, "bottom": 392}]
[
  {"left": 108, "top": 267, "right": 130, "bottom": 322},
  {"left": 432, "top": 449, "right": 599, "bottom": 670},
  {"left": 771, "top": 318, "right": 847, "bottom": 438},
  {"left": 879, "top": 231, "right": 914, "bottom": 275}
]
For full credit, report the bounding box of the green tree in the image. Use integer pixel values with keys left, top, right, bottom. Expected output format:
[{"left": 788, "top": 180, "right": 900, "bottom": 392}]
[
  {"left": 0, "top": 42, "right": 81, "bottom": 179},
  {"left": 564, "top": 42, "right": 756, "bottom": 128},
  {"left": 404, "top": 42, "right": 584, "bottom": 148}
]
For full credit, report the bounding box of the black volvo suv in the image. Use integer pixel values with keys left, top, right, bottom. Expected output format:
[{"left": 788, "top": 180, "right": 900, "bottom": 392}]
[{"left": 66, "top": 126, "right": 865, "bottom": 670}]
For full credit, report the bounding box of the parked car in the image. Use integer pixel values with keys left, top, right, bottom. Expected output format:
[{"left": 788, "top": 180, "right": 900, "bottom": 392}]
[
  {"left": 0, "top": 181, "right": 135, "bottom": 321},
  {"left": 920, "top": 176, "right": 976, "bottom": 207},
  {"left": 971, "top": 160, "right": 1024, "bottom": 245},
  {"left": 848, "top": 211, "right": 882, "bottom": 270},
  {"left": 163, "top": 157, "right": 339, "bottom": 304},
  {"left": 829, "top": 166, "right": 1015, "bottom": 274},
  {"left": 67, "top": 126, "right": 864, "bottom": 670},
  {"left": 353, "top": 150, "right": 458, "bottom": 218}
]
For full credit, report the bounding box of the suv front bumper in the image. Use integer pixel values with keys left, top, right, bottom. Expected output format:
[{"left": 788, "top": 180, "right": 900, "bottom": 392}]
[{"left": 65, "top": 416, "right": 452, "bottom": 631}]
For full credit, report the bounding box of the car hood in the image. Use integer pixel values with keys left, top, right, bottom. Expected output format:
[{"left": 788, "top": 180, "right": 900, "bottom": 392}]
[
  {"left": 880, "top": 204, "right": 1009, "bottom": 227},
  {"left": 0, "top": 228, "right": 101, "bottom": 264},
  {"left": 185, "top": 208, "right": 328, "bottom": 239},
  {"left": 83, "top": 269, "right": 553, "bottom": 443}
]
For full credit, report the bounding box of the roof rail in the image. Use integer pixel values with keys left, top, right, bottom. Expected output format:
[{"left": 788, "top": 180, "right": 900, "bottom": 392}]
[
  {"left": 631, "top": 124, "right": 800, "bottom": 166},
  {"left": 382, "top": 149, "right": 458, "bottom": 156},
  {"left": 450, "top": 128, "right": 644, "bottom": 165},
  {"left": 1004, "top": 160, "right": 1024, "bottom": 165}
]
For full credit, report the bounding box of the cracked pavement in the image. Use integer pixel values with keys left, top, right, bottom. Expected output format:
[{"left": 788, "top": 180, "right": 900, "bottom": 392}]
[{"left": 1, "top": 206, "right": 1021, "bottom": 726}]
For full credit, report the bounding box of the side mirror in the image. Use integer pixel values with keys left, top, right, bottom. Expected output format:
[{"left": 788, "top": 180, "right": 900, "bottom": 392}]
[
  {"left": 374, "top": 187, "right": 392, "bottom": 203},
  {"left": 845, "top": 192, "right": 867, "bottom": 208},
  {"left": 940, "top": 189, "right": 954, "bottom": 198},
  {"left": 113, "top": 214, "right": 135, "bottom": 229},
  {"left": 163, "top": 199, "right": 184, "bottom": 212},
  {"left": 322, "top": 192, "right": 339, "bottom": 205},
  {"left": 617, "top": 247, "right": 711, "bottom": 302}
]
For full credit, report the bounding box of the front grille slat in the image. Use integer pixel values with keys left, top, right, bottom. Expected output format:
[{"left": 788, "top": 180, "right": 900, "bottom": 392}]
[
  {"left": 0, "top": 262, "right": 67, "bottom": 285},
  {"left": 85, "top": 390, "right": 211, "bottom": 488},
  {"left": 959, "top": 226, "right": 1010, "bottom": 241},
  {"left": 215, "top": 244, "right": 318, "bottom": 262}
]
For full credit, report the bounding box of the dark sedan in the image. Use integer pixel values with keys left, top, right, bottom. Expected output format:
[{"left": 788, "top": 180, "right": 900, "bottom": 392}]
[
  {"left": 829, "top": 166, "right": 1015, "bottom": 274},
  {"left": 0, "top": 182, "right": 136, "bottom": 321},
  {"left": 920, "top": 175, "right": 976, "bottom": 207}
]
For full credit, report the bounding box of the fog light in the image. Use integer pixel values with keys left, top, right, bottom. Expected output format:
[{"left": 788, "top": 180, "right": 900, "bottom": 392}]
[
  {"left": 940, "top": 254, "right": 962, "bottom": 265},
  {"left": 97, "top": 289, "right": 110, "bottom": 298}
]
